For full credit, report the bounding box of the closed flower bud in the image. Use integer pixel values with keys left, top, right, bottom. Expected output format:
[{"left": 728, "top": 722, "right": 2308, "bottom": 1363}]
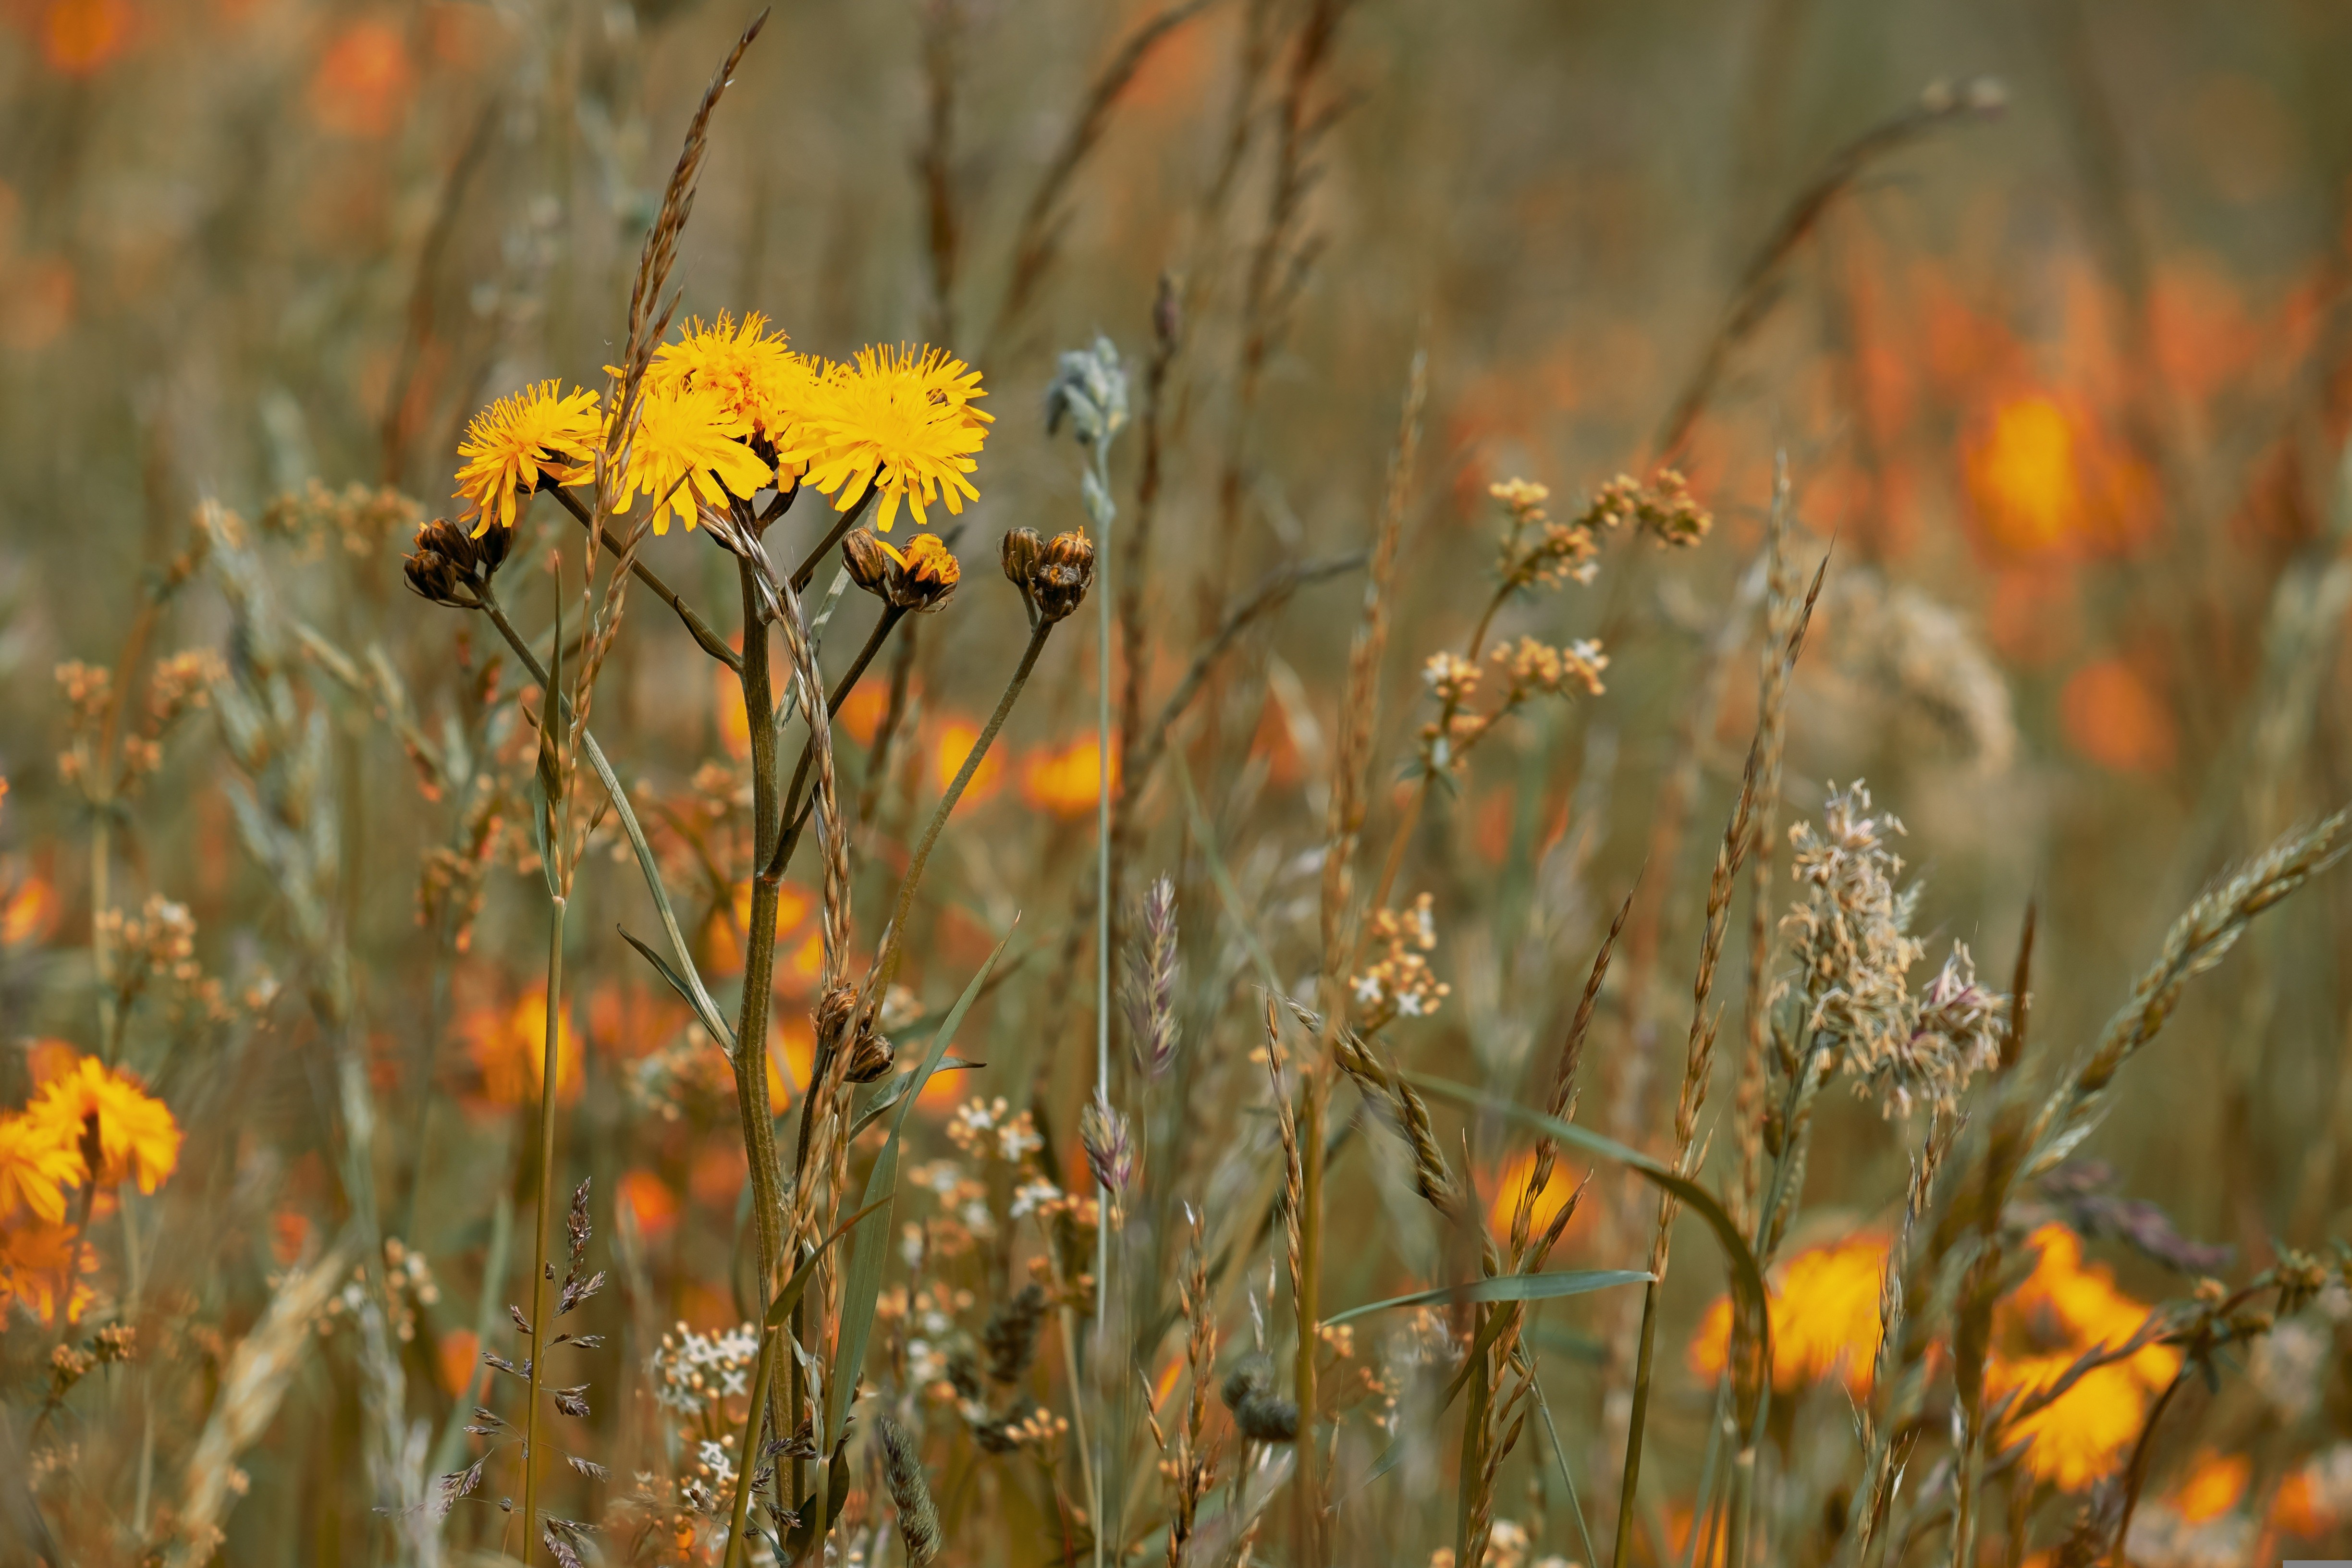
[
  {"left": 842, "top": 528, "right": 895, "bottom": 595},
  {"left": 1030, "top": 530, "right": 1096, "bottom": 622},
  {"left": 1001, "top": 527, "right": 1043, "bottom": 590},
  {"left": 402, "top": 517, "right": 508, "bottom": 607},
  {"left": 844, "top": 1029, "right": 895, "bottom": 1084}
]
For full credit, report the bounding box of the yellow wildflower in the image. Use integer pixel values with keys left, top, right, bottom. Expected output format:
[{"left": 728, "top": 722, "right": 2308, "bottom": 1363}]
[
  {"left": 453, "top": 380, "right": 603, "bottom": 534},
  {"left": 26, "top": 1053, "right": 181, "bottom": 1194},
  {"left": 648, "top": 313, "right": 831, "bottom": 478},
  {"left": 789, "top": 344, "right": 991, "bottom": 532},
  {"left": 464, "top": 986, "right": 582, "bottom": 1109},
  {"left": 612, "top": 380, "right": 775, "bottom": 536},
  {"left": 1688, "top": 1232, "right": 1890, "bottom": 1394},
  {"left": 0, "top": 1110, "right": 82, "bottom": 1224}
]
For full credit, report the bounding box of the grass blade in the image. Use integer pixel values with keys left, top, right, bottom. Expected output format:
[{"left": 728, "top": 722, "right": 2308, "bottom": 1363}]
[{"left": 1323, "top": 1269, "right": 1651, "bottom": 1327}]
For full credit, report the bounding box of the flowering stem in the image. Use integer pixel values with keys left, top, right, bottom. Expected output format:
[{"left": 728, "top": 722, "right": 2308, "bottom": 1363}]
[
  {"left": 547, "top": 486, "right": 739, "bottom": 672},
  {"left": 723, "top": 1321, "right": 782, "bottom": 1568},
  {"left": 787, "top": 481, "right": 878, "bottom": 594},
  {"left": 519, "top": 892, "right": 567, "bottom": 1561},
  {"left": 870, "top": 616, "right": 1055, "bottom": 989},
  {"left": 761, "top": 602, "right": 908, "bottom": 887}
]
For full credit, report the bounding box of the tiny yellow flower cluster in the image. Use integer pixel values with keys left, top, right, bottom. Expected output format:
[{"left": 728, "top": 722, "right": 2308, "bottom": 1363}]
[{"left": 452, "top": 314, "right": 992, "bottom": 539}]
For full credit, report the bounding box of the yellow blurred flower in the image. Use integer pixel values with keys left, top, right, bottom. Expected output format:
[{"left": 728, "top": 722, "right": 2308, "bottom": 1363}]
[
  {"left": 931, "top": 719, "right": 1004, "bottom": 804},
  {"left": 453, "top": 380, "right": 603, "bottom": 533},
  {"left": 26, "top": 1053, "right": 181, "bottom": 1195},
  {"left": 649, "top": 313, "right": 831, "bottom": 478},
  {"left": 464, "top": 986, "right": 583, "bottom": 1109},
  {"left": 1483, "top": 1148, "right": 1585, "bottom": 1248},
  {"left": 0, "top": 1111, "right": 82, "bottom": 1224},
  {"left": 0, "top": 1218, "right": 98, "bottom": 1326},
  {"left": 790, "top": 344, "right": 990, "bottom": 532},
  {"left": 612, "top": 380, "right": 775, "bottom": 536},
  {"left": 1019, "top": 736, "right": 1115, "bottom": 819},
  {"left": 2170, "top": 1450, "right": 2249, "bottom": 1525},
  {"left": 1, "top": 870, "right": 57, "bottom": 947},
  {"left": 1688, "top": 1232, "right": 1890, "bottom": 1395},
  {"left": 1985, "top": 1224, "right": 2179, "bottom": 1492}
]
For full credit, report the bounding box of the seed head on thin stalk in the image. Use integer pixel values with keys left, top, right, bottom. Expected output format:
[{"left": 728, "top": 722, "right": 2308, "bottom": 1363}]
[{"left": 1124, "top": 876, "right": 1181, "bottom": 1080}]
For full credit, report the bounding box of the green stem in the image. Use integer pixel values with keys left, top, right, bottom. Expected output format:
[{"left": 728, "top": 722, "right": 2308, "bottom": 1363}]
[
  {"left": 1611, "top": 1279, "right": 1664, "bottom": 1568},
  {"left": 731, "top": 560, "right": 793, "bottom": 1465},
  {"left": 548, "top": 486, "right": 740, "bottom": 672},
  {"left": 723, "top": 1322, "right": 783, "bottom": 1568},
  {"left": 762, "top": 602, "right": 907, "bottom": 887},
  {"left": 1296, "top": 1070, "right": 1325, "bottom": 1564},
  {"left": 870, "top": 616, "right": 1055, "bottom": 988},
  {"left": 519, "top": 893, "right": 568, "bottom": 1560}
]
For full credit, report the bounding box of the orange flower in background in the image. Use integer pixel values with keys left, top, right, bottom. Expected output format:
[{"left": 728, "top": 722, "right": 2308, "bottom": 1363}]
[
  {"left": 1020, "top": 736, "right": 1116, "bottom": 819},
  {"left": 1, "top": 872, "right": 57, "bottom": 946},
  {"left": 308, "top": 19, "right": 414, "bottom": 139},
  {"left": 616, "top": 1167, "right": 679, "bottom": 1243},
  {"left": 2060, "top": 658, "right": 2177, "bottom": 774},
  {"left": 931, "top": 719, "right": 1003, "bottom": 805},
  {"left": 437, "top": 1327, "right": 481, "bottom": 1396},
  {"left": 41, "top": 0, "right": 132, "bottom": 74},
  {"left": 1483, "top": 1149, "right": 1586, "bottom": 1249},
  {"left": 716, "top": 657, "right": 752, "bottom": 760},
  {"left": 1689, "top": 1233, "right": 1891, "bottom": 1395},
  {"left": 0, "top": 1112, "right": 81, "bottom": 1224},
  {"left": 2171, "top": 1450, "right": 2249, "bottom": 1524},
  {"left": 0, "top": 1218, "right": 98, "bottom": 1325},
  {"left": 1985, "top": 1224, "right": 2180, "bottom": 1491},
  {"left": 463, "top": 986, "right": 582, "bottom": 1109},
  {"left": 840, "top": 681, "right": 896, "bottom": 746},
  {"left": 26, "top": 1053, "right": 181, "bottom": 1194},
  {"left": 1963, "top": 392, "right": 2153, "bottom": 559}
]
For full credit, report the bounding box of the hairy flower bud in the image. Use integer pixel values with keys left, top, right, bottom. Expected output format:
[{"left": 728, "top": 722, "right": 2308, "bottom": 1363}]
[
  {"left": 402, "top": 516, "right": 509, "bottom": 607},
  {"left": 841, "top": 528, "right": 894, "bottom": 596},
  {"left": 1029, "top": 530, "right": 1096, "bottom": 622},
  {"left": 1000, "top": 527, "right": 1042, "bottom": 589},
  {"left": 844, "top": 1028, "right": 895, "bottom": 1084},
  {"left": 844, "top": 529, "right": 960, "bottom": 613}
]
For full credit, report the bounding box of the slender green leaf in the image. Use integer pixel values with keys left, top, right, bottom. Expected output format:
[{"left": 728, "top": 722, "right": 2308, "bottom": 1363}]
[
  {"left": 580, "top": 732, "right": 734, "bottom": 1049},
  {"left": 1324, "top": 1268, "right": 1650, "bottom": 1327},
  {"left": 763, "top": 1195, "right": 889, "bottom": 1330},
  {"left": 1402, "top": 1073, "right": 1773, "bottom": 1400},
  {"left": 824, "top": 928, "right": 1015, "bottom": 1443}
]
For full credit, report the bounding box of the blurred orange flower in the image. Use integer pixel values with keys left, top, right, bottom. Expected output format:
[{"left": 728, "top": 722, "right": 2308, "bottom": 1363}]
[
  {"left": 931, "top": 719, "right": 1002, "bottom": 805},
  {"left": 2171, "top": 1450, "right": 2249, "bottom": 1524},
  {"left": 438, "top": 1327, "right": 481, "bottom": 1396},
  {"left": 2060, "top": 658, "right": 2176, "bottom": 774},
  {"left": 1689, "top": 1233, "right": 1890, "bottom": 1395},
  {"left": 1, "top": 872, "right": 57, "bottom": 946},
  {"left": 840, "top": 680, "right": 896, "bottom": 746},
  {"left": 1985, "top": 1224, "right": 2180, "bottom": 1492},
  {"left": 0, "top": 1218, "right": 98, "bottom": 1325},
  {"left": 40, "top": 0, "right": 132, "bottom": 75},
  {"left": 1963, "top": 392, "right": 2153, "bottom": 560},
  {"left": 1020, "top": 736, "right": 1116, "bottom": 819},
  {"left": 1483, "top": 1149, "right": 1585, "bottom": 1250},
  {"left": 27, "top": 1052, "right": 181, "bottom": 1194},
  {"left": 616, "top": 1167, "right": 679, "bottom": 1243},
  {"left": 463, "top": 986, "right": 582, "bottom": 1109},
  {"left": 308, "top": 19, "right": 414, "bottom": 139}
]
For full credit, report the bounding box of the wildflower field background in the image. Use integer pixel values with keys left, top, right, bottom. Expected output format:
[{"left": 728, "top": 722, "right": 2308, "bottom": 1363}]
[{"left": 3, "top": 0, "right": 2352, "bottom": 1565}]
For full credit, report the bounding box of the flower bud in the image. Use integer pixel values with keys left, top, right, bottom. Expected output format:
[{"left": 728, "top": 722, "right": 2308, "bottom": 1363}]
[
  {"left": 842, "top": 528, "right": 895, "bottom": 596},
  {"left": 1030, "top": 530, "right": 1096, "bottom": 622},
  {"left": 402, "top": 517, "right": 508, "bottom": 607},
  {"left": 889, "top": 533, "right": 961, "bottom": 613},
  {"left": 844, "top": 1029, "right": 895, "bottom": 1084},
  {"left": 1000, "top": 527, "right": 1043, "bottom": 590}
]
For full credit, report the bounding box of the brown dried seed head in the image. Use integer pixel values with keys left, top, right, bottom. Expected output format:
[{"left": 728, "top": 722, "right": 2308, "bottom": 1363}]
[
  {"left": 844, "top": 1029, "right": 895, "bottom": 1084},
  {"left": 877, "top": 1416, "right": 941, "bottom": 1568}
]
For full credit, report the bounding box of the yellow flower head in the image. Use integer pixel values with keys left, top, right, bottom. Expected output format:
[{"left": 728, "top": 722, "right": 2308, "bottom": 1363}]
[
  {"left": 27, "top": 1054, "right": 181, "bottom": 1195},
  {"left": 453, "top": 380, "right": 603, "bottom": 534},
  {"left": 611, "top": 380, "right": 776, "bottom": 536},
  {"left": 649, "top": 313, "right": 832, "bottom": 478},
  {"left": 0, "top": 1110, "right": 82, "bottom": 1224},
  {"left": 1687, "top": 1232, "right": 1890, "bottom": 1395},
  {"left": 789, "top": 344, "right": 992, "bottom": 532}
]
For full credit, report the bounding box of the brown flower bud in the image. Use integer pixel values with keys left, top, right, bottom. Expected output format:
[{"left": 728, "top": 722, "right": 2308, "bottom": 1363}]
[
  {"left": 844, "top": 1029, "right": 896, "bottom": 1084},
  {"left": 403, "top": 517, "right": 508, "bottom": 607},
  {"left": 842, "top": 528, "right": 894, "bottom": 596},
  {"left": 887, "top": 533, "right": 961, "bottom": 613},
  {"left": 1000, "top": 527, "right": 1043, "bottom": 590},
  {"left": 1029, "top": 530, "right": 1096, "bottom": 622}
]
